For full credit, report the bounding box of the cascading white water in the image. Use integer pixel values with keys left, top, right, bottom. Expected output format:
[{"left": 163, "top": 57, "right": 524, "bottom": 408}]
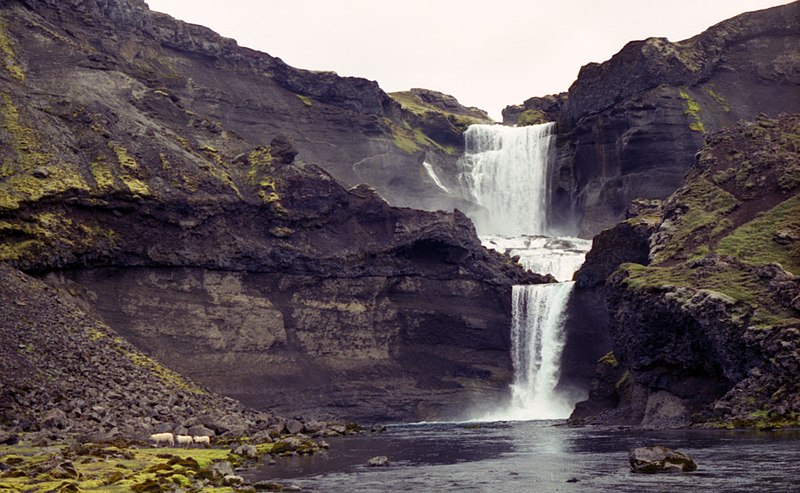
[
  {"left": 459, "top": 123, "right": 555, "bottom": 236},
  {"left": 423, "top": 161, "right": 449, "bottom": 193},
  {"left": 481, "top": 283, "right": 576, "bottom": 421},
  {"left": 460, "top": 122, "right": 588, "bottom": 422}
]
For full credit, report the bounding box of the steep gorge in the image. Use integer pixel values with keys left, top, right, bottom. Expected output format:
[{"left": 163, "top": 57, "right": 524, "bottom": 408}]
[{"left": 0, "top": 0, "right": 540, "bottom": 423}]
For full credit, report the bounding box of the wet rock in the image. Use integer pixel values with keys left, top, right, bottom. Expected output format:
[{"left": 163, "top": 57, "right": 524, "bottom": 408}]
[
  {"left": 208, "top": 460, "right": 235, "bottom": 480},
  {"left": 366, "top": 455, "right": 390, "bottom": 467},
  {"left": 223, "top": 474, "right": 244, "bottom": 486},
  {"left": 232, "top": 444, "right": 259, "bottom": 459},
  {"left": 254, "top": 481, "right": 289, "bottom": 491},
  {"left": 629, "top": 446, "right": 697, "bottom": 473},
  {"left": 270, "top": 435, "right": 320, "bottom": 455}
]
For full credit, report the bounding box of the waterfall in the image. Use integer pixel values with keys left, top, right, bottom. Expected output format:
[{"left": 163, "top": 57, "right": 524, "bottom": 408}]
[
  {"left": 423, "top": 161, "right": 449, "bottom": 193},
  {"left": 459, "top": 123, "right": 555, "bottom": 236},
  {"left": 507, "top": 283, "right": 575, "bottom": 420},
  {"left": 460, "top": 122, "right": 588, "bottom": 422}
]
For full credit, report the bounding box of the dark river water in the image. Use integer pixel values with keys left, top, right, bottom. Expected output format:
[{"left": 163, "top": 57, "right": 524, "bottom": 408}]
[{"left": 242, "top": 420, "right": 800, "bottom": 492}]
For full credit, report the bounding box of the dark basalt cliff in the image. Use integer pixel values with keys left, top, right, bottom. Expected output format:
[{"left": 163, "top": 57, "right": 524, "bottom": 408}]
[
  {"left": 3, "top": 0, "right": 474, "bottom": 213},
  {"left": 0, "top": 0, "right": 542, "bottom": 422},
  {"left": 505, "top": 2, "right": 800, "bottom": 237},
  {"left": 570, "top": 114, "right": 800, "bottom": 429}
]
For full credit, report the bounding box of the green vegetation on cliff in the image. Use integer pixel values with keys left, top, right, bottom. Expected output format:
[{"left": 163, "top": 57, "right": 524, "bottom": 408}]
[
  {"left": 388, "top": 90, "right": 492, "bottom": 155},
  {"left": 606, "top": 114, "right": 800, "bottom": 429}
]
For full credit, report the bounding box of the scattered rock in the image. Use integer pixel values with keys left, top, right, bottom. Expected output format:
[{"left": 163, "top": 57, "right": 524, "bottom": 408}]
[
  {"left": 232, "top": 444, "right": 259, "bottom": 459},
  {"left": 285, "top": 419, "right": 304, "bottom": 435},
  {"left": 366, "top": 455, "right": 390, "bottom": 467},
  {"left": 270, "top": 435, "right": 320, "bottom": 455},
  {"left": 32, "top": 167, "right": 50, "bottom": 179},
  {"left": 208, "top": 460, "right": 235, "bottom": 480},
  {"left": 629, "top": 446, "right": 697, "bottom": 473}
]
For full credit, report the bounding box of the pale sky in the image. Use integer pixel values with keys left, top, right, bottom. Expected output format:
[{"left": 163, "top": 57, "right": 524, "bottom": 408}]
[{"left": 145, "top": 0, "right": 792, "bottom": 120}]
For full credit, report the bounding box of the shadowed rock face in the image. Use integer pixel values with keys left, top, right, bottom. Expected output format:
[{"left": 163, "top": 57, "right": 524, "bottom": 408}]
[{"left": 506, "top": 2, "right": 800, "bottom": 237}]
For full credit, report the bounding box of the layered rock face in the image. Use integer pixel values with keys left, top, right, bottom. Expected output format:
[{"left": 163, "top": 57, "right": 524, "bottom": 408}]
[
  {"left": 570, "top": 114, "right": 800, "bottom": 428},
  {"left": 0, "top": 0, "right": 541, "bottom": 422},
  {"left": 506, "top": 3, "right": 800, "bottom": 236},
  {"left": 0, "top": 263, "right": 280, "bottom": 439}
]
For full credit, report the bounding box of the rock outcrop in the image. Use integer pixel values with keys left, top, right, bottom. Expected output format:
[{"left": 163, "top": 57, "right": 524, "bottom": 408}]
[
  {"left": 570, "top": 114, "right": 800, "bottom": 429},
  {"left": 505, "top": 2, "right": 800, "bottom": 236},
  {"left": 0, "top": 0, "right": 543, "bottom": 422}
]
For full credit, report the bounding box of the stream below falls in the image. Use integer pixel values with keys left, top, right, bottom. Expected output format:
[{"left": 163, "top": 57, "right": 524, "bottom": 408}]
[{"left": 242, "top": 421, "right": 800, "bottom": 492}]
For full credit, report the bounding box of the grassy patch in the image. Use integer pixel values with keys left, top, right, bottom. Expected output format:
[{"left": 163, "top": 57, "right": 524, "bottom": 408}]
[
  {"left": 0, "top": 441, "right": 240, "bottom": 492},
  {"left": 652, "top": 177, "right": 740, "bottom": 264},
  {"left": 598, "top": 351, "right": 618, "bottom": 367},
  {"left": 716, "top": 194, "right": 800, "bottom": 274},
  {"left": 517, "top": 109, "right": 547, "bottom": 126},
  {"left": 296, "top": 94, "right": 312, "bottom": 107},
  {"left": 679, "top": 88, "right": 705, "bottom": 134},
  {"left": 619, "top": 260, "right": 796, "bottom": 328},
  {"left": 704, "top": 86, "right": 730, "bottom": 112},
  {"left": 0, "top": 14, "right": 24, "bottom": 80}
]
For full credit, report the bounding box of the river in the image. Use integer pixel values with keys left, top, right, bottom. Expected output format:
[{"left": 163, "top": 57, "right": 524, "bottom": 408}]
[{"left": 243, "top": 420, "right": 800, "bottom": 492}]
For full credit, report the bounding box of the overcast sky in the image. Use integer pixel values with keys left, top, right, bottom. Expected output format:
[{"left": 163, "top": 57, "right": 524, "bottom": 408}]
[{"left": 145, "top": 0, "right": 791, "bottom": 120}]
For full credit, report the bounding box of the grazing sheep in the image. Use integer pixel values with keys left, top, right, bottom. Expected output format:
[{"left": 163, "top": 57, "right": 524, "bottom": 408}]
[
  {"left": 192, "top": 435, "right": 211, "bottom": 447},
  {"left": 176, "top": 434, "right": 193, "bottom": 447},
  {"left": 150, "top": 432, "right": 174, "bottom": 447}
]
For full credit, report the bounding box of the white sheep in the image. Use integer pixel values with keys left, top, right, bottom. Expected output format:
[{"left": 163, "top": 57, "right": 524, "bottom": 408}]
[
  {"left": 192, "top": 435, "right": 211, "bottom": 447},
  {"left": 150, "top": 432, "right": 174, "bottom": 447},
  {"left": 176, "top": 434, "right": 193, "bottom": 447}
]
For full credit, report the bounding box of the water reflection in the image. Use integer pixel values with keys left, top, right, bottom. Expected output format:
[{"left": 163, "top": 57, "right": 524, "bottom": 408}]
[{"left": 242, "top": 421, "right": 800, "bottom": 493}]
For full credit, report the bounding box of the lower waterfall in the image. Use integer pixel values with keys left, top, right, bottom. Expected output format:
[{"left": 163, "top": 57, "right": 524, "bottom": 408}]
[{"left": 482, "top": 283, "right": 575, "bottom": 421}]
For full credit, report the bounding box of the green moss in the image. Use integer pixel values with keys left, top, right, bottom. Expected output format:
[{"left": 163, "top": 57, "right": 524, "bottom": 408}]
[
  {"left": 108, "top": 142, "right": 150, "bottom": 196},
  {"left": 619, "top": 261, "right": 795, "bottom": 327},
  {"left": 90, "top": 155, "right": 116, "bottom": 191},
  {"left": 598, "top": 351, "right": 618, "bottom": 368},
  {"left": 118, "top": 348, "right": 205, "bottom": 394},
  {"left": 517, "top": 109, "right": 547, "bottom": 126},
  {"left": 0, "top": 15, "right": 24, "bottom": 80},
  {"left": 716, "top": 194, "right": 800, "bottom": 274},
  {"left": 679, "top": 89, "right": 705, "bottom": 134},
  {"left": 704, "top": 87, "right": 730, "bottom": 112},
  {"left": 393, "top": 132, "right": 420, "bottom": 154},
  {"left": 651, "top": 177, "right": 740, "bottom": 264},
  {"left": 296, "top": 94, "right": 313, "bottom": 107}
]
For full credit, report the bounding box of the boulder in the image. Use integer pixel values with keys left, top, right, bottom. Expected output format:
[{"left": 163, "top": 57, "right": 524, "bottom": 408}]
[
  {"left": 629, "top": 446, "right": 697, "bottom": 473},
  {"left": 269, "top": 435, "right": 320, "bottom": 455},
  {"left": 366, "top": 455, "right": 390, "bottom": 467},
  {"left": 284, "top": 419, "right": 304, "bottom": 435},
  {"left": 207, "top": 460, "right": 235, "bottom": 480}
]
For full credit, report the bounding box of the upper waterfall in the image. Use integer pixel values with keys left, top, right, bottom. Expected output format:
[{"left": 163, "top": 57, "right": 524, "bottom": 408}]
[{"left": 459, "top": 123, "right": 556, "bottom": 236}]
